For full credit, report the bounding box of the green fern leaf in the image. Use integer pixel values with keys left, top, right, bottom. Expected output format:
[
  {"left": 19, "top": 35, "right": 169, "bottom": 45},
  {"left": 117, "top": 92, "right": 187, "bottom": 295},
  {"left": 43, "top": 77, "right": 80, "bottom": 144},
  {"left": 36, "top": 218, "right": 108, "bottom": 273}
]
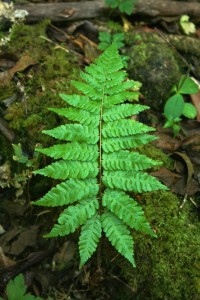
[
  {"left": 42, "top": 124, "right": 99, "bottom": 144},
  {"left": 103, "top": 150, "right": 161, "bottom": 171},
  {"left": 59, "top": 94, "right": 100, "bottom": 114},
  {"left": 79, "top": 215, "right": 102, "bottom": 268},
  {"left": 36, "top": 143, "right": 98, "bottom": 161},
  {"left": 33, "top": 44, "right": 167, "bottom": 268},
  {"left": 103, "top": 189, "right": 156, "bottom": 236},
  {"left": 103, "top": 134, "right": 157, "bottom": 153},
  {"left": 102, "top": 119, "right": 155, "bottom": 138},
  {"left": 101, "top": 212, "right": 135, "bottom": 267},
  {"left": 32, "top": 179, "right": 99, "bottom": 207},
  {"left": 34, "top": 160, "right": 98, "bottom": 180},
  {"left": 49, "top": 107, "right": 100, "bottom": 127},
  {"left": 71, "top": 81, "right": 101, "bottom": 100},
  {"left": 103, "top": 104, "right": 149, "bottom": 122},
  {"left": 45, "top": 198, "right": 99, "bottom": 238},
  {"left": 104, "top": 92, "right": 140, "bottom": 107},
  {"left": 103, "top": 170, "right": 167, "bottom": 192}
]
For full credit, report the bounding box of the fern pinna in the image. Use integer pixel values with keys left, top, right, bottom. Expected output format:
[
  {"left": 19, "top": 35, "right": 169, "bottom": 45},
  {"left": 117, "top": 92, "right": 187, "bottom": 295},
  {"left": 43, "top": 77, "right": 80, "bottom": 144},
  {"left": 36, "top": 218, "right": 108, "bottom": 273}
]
[{"left": 33, "top": 44, "right": 167, "bottom": 268}]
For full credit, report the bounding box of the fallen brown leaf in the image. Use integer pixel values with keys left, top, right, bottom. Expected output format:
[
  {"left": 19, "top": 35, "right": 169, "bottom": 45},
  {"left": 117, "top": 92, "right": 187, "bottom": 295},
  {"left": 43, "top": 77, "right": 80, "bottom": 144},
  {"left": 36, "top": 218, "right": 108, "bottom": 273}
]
[
  {"left": 190, "top": 91, "right": 200, "bottom": 122},
  {"left": 0, "top": 54, "right": 37, "bottom": 86}
]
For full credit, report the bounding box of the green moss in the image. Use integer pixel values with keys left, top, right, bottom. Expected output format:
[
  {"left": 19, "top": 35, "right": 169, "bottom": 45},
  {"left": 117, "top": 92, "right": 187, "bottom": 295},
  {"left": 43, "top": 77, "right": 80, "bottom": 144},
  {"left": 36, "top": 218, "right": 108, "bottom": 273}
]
[
  {"left": 120, "top": 191, "right": 200, "bottom": 299},
  {"left": 0, "top": 135, "right": 13, "bottom": 163},
  {"left": 0, "top": 83, "right": 19, "bottom": 103},
  {"left": 7, "top": 20, "right": 51, "bottom": 60},
  {"left": 138, "top": 144, "right": 174, "bottom": 170},
  {"left": 0, "top": 20, "right": 80, "bottom": 156}
]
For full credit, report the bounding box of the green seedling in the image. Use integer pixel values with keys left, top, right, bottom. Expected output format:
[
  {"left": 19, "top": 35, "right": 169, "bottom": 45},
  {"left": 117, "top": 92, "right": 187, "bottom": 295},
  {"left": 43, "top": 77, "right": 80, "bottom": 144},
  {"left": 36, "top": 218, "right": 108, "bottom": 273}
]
[
  {"left": 105, "top": 0, "right": 136, "bottom": 15},
  {"left": 164, "top": 75, "right": 199, "bottom": 136},
  {"left": 0, "top": 274, "right": 44, "bottom": 300},
  {"left": 98, "top": 32, "right": 125, "bottom": 50}
]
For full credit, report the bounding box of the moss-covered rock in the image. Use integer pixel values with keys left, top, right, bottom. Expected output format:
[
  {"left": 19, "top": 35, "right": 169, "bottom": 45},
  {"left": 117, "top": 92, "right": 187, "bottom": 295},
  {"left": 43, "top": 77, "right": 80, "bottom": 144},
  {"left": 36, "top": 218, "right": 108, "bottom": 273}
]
[{"left": 125, "top": 32, "right": 182, "bottom": 109}]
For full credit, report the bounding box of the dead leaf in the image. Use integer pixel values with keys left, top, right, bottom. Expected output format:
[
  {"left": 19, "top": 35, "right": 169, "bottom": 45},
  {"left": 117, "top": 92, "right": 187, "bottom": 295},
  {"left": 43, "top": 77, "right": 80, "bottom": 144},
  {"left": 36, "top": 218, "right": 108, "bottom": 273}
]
[
  {"left": 76, "top": 33, "right": 100, "bottom": 62},
  {"left": 52, "top": 241, "right": 75, "bottom": 270},
  {"left": 0, "top": 54, "right": 37, "bottom": 86},
  {"left": 0, "top": 247, "right": 16, "bottom": 268},
  {"left": 190, "top": 92, "right": 200, "bottom": 122},
  {"left": 154, "top": 131, "right": 181, "bottom": 151},
  {"left": 181, "top": 131, "right": 200, "bottom": 148},
  {"left": 0, "top": 226, "right": 38, "bottom": 256},
  {"left": 10, "top": 226, "right": 38, "bottom": 256},
  {"left": 151, "top": 167, "right": 181, "bottom": 188},
  {"left": 170, "top": 152, "right": 200, "bottom": 195}
]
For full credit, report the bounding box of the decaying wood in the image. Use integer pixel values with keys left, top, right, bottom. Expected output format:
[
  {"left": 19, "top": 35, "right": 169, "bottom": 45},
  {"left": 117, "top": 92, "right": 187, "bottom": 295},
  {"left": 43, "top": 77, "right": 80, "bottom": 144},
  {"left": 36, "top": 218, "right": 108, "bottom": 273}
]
[{"left": 14, "top": 0, "right": 200, "bottom": 22}]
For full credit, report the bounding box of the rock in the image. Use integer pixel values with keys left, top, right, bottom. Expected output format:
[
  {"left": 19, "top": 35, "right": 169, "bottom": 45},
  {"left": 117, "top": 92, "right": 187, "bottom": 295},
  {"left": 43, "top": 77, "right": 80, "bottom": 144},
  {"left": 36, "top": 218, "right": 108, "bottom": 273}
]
[{"left": 125, "top": 32, "right": 182, "bottom": 109}]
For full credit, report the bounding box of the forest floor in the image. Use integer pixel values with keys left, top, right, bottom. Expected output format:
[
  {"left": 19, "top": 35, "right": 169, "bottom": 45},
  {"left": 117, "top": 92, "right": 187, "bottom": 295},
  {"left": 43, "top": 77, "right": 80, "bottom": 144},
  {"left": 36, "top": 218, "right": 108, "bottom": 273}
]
[{"left": 0, "top": 0, "right": 200, "bottom": 299}]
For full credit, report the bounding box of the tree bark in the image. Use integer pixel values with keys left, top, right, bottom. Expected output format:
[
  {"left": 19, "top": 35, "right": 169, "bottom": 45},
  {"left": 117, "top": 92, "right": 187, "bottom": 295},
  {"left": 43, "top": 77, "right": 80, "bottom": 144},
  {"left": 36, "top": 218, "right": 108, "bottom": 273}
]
[{"left": 14, "top": 0, "right": 200, "bottom": 23}]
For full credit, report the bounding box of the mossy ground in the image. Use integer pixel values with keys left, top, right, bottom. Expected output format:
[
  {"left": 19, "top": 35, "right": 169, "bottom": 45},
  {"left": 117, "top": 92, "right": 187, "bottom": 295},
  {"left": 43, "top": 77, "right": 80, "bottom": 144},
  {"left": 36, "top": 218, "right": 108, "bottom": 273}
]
[
  {"left": 119, "top": 190, "right": 200, "bottom": 300},
  {"left": 0, "top": 20, "right": 80, "bottom": 159}
]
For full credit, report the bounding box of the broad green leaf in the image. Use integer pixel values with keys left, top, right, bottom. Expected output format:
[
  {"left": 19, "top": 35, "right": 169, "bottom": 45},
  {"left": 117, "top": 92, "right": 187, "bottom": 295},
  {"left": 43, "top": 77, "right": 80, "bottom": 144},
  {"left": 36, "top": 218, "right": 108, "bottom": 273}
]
[
  {"left": 182, "top": 102, "right": 197, "bottom": 119},
  {"left": 178, "top": 76, "right": 199, "bottom": 94},
  {"left": 164, "top": 94, "right": 184, "bottom": 119},
  {"left": 5, "top": 274, "right": 43, "bottom": 300}
]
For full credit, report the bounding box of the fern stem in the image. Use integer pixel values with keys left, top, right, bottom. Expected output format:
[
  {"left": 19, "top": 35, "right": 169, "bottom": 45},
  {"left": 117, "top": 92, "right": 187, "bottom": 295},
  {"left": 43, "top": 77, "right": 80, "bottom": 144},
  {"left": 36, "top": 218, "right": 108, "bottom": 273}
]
[{"left": 99, "top": 84, "right": 106, "bottom": 210}]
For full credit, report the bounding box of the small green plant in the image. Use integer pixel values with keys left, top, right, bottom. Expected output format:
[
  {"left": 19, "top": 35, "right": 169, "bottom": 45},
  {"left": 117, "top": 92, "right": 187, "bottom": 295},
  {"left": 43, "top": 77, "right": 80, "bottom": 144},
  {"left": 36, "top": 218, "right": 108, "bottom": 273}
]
[
  {"left": 0, "top": 274, "right": 44, "bottom": 300},
  {"left": 105, "top": 0, "right": 136, "bottom": 15},
  {"left": 33, "top": 44, "right": 167, "bottom": 268},
  {"left": 98, "top": 32, "right": 125, "bottom": 50},
  {"left": 164, "top": 75, "right": 199, "bottom": 135},
  {"left": 179, "top": 15, "right": 196, "bottom": 35}
]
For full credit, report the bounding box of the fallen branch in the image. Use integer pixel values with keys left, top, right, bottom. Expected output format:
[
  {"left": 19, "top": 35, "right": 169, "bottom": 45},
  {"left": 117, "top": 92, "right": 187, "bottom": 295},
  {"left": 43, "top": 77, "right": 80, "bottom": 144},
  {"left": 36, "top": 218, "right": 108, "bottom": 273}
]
[{"left": 14, "top": 0, "right": 200, "bottom": 23}]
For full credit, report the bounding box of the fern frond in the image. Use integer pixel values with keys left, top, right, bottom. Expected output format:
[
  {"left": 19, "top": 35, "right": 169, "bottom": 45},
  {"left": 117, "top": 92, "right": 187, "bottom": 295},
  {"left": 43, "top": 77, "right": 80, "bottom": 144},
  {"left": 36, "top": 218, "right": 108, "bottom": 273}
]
[
  {"left": 103, "top": 150, "right": 161, "bottom": 171},
  {"left": 103, "top": 189, "right": 156, "bottom": 237},
  {"left": 34, "top": 44, "right": 167, "bottom": 268},
  {"left": 103, "top": 104, "right": 149, "bottom": 122},
  {"left": 103, "top": 170, "right": 167, "bottom": 192},
  {"left": 36, "top": 143, "right": 98, "bottom": 161},
  {"left": 79, "top": 215, "right": 102, "bottom": 268},
  {"left": 34, "top": 160, "right": 98, "bottom": 180},
  {"left": 42, "top": 124, "right": 99, "bottom": 144},
  {"left": 33, "top": 179, "right": 99, "bottom": 207},
  {"left": 45, "top": 198, "right": 99, "bottom": 238},
  {"left": 103, "top": 134, "right": 157, "bottom": 153},
  {"left": 101, "top": 212, "right": 135, "bottom": 267}
]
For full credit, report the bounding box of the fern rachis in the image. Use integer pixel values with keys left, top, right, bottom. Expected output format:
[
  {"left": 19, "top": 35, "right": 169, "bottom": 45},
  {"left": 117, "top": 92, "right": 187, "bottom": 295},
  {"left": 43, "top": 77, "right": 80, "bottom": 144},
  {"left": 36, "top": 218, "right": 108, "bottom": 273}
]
[{"left": 33, "top": 44, "right": 167, "bottom": 268}]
